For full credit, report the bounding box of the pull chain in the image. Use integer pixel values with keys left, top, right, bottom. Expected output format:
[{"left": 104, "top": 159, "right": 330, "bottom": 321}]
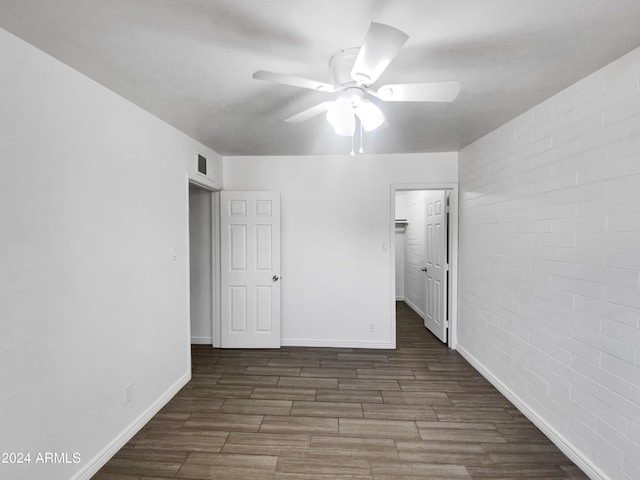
[
  {"left": 350, "top": 131, "right": 355, "bottom": 157},
  {"left": 359, "top": 120, "right": 364, "bottom": 154}
]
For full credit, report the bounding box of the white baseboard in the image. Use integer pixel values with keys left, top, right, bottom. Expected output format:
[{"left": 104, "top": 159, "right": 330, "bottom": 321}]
[
  {"left": 457, "top": 346, "right": 608, "bottom": 480},
  {"left": 72, "top": 371, "right": 191, "bottom": 480},
  {"left": 191, "top": 336, "right": 213, "bottom": 344},
  {"left": 396, "top": 296, "right": 405, "bottom": 301},
  {"left": 403, "top": 298, "right": 425, "bottom": 320},
  {"left": 281, "top": 338, "right": 394, "bottom": 349}
]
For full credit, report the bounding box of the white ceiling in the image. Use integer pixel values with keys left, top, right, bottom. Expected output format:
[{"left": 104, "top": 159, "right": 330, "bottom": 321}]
[{"left": 2, "top": 0, "right": 640, "bottom": 156}]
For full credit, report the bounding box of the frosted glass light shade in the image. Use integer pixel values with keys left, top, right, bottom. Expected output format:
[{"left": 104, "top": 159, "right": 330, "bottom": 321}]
[
  {"left": 354, "top": 99, "right": 385, "bottom": 132},
  {"left": 327, "top": 95, "right": 355, "bottom": 136}
]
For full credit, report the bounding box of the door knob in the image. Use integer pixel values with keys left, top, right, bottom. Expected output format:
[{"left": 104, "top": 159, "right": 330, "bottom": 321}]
[
  {"left": 272, "top": 275, "right": 279, "bottom": 282},
  {"left": 420, "top": 267, "right": 428, "bottom": 272}
]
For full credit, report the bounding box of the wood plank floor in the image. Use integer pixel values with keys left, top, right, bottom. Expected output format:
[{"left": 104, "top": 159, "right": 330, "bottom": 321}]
[{"left": 94, "top": 302, "right": 588, "bottom": 480}]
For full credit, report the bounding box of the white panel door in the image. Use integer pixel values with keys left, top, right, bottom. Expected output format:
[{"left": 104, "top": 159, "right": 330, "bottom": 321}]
[
  {"left": 220, "top": 191, "right": 281, "bottom": 348},
  {"left": 423, "top": 191, "right": 448, "bottom": 343}
]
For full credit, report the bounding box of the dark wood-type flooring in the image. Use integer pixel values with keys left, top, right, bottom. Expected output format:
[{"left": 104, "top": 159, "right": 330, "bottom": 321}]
[{"left": 94, "top": 302, "right": 588, "bottom": 480}]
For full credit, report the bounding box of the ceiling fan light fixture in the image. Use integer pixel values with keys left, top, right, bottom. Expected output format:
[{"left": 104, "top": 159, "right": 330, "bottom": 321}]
[
  {"left": 327, "top": 96, "right": 356, "bottom": 136},
  {"left": 354, "top": 99, "right": 385, "bottom": 132},
  {"left": 333, "top": 114, "right": 356, "bottom": 136}
]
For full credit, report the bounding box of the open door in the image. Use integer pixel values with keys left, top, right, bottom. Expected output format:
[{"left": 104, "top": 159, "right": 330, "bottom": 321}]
[
  {"left": 423, "top": 191, "right": 448, "bottom": 343},
  {"left": 220, "top": 191, "right": 281, "bottom": 348}
]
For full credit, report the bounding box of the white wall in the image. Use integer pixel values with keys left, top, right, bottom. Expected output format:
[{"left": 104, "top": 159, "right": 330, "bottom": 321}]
[
  {"left": 223, "top": 153, "right": 457, "bottom": 348},
  {"left": 0, "top": 28, "right": 221, "bottom": 480},
  {"left": 189, "top": 185, "right": 213, "bottom": 344},
  {"left": 458, "top": 46, "right": 640, "bottom": 480},
  {"left": 402, "top": 191, "right": 429, "bottom": 317}
]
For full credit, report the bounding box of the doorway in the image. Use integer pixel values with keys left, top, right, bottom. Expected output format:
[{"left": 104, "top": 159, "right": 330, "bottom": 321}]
[
  {"left": 188, "top": 183, "right": 220, "bottom": 346},
  {"left": 391, "top": 185, "right": 459, "bottom": 349}
]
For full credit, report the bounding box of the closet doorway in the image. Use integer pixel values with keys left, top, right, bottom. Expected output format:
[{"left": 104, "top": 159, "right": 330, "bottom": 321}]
[
  {"left": 188, "top": 183, "right": 220, "bottom": 346},
  {"left": 392, "top": 186, "right": 458, "bottom": 348}
]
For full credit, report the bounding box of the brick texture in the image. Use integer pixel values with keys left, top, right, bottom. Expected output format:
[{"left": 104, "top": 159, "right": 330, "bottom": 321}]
[
  {"left": 403, "top": 191, "right": 428, "bottom": 316},
  {"left": 459, "top": 47, "right": 640, "bottom": 480}
]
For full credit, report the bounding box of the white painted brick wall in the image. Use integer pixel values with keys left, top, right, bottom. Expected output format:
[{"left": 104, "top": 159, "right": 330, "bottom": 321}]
[
  {"left": 402, "top": 191, "right": 428, "bottom": 317},
  {"left": 459, "top": 46, "right": 640, "bottom": 480}
]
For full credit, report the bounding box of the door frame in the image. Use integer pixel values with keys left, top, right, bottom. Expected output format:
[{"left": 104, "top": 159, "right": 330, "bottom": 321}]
[
  {"left": 187, "top": 177, "right": 221, "bottom": 348},
  {"left": 390, "top": 183, "right": 459, "bottom": 350}
]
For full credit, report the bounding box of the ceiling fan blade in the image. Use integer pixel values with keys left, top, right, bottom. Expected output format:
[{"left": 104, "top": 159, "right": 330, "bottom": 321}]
[
  {"left": 351, "top": 22, "right": 409, "bottom": 85},
  {"left": 253, "top": 71, "right": 336, "bottom": 92},
  {"left": 375, "top": 82, "right": 461, "bottom": 102},
  {"left": 285, "top": 101, "right": 335, "bottom": 123}
]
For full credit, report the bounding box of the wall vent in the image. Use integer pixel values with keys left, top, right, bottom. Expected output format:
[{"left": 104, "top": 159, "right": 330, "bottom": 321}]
[{"left": 197, "top": 154, "right": 207, "bottom": 175}]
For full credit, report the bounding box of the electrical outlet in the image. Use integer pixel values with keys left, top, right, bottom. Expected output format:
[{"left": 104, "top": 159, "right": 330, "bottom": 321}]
[
  {"left": 124, "top": 383, "right": 133, "bottom": 404},
  {"left": 369, "top": 323, "right": 375, "bottom": 333}
]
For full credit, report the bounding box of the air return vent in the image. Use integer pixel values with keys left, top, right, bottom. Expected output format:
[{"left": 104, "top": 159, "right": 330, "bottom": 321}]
[{"left": 197, "top": 154, "right": 207, "bottom": 175}]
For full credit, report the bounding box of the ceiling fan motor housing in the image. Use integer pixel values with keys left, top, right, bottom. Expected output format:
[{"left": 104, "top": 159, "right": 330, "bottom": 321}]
[
  {"left": 329, "top": 47, "right": 360, "bottom": 87},
  {"left": 342, "top": 86, "right": 365, "bottom": 105}
]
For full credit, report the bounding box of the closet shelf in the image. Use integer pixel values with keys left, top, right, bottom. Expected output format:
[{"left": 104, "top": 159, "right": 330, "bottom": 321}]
[{"left": 395, "top": 219, "right": 409, "bottom": 232}]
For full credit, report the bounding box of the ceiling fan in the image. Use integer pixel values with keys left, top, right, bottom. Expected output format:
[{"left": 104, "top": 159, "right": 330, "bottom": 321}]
[{"left": 252, "top": 22, "right": 461, "bottom": 138}]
